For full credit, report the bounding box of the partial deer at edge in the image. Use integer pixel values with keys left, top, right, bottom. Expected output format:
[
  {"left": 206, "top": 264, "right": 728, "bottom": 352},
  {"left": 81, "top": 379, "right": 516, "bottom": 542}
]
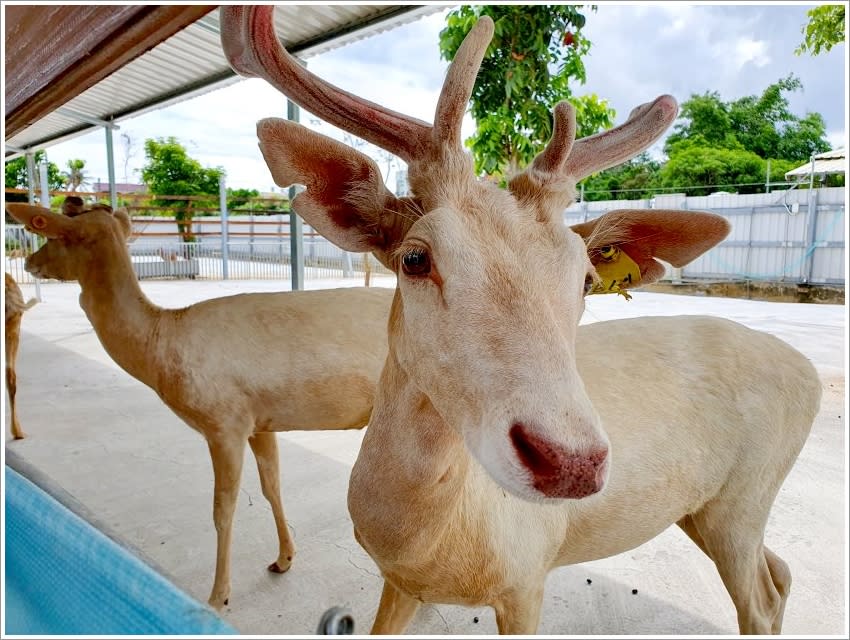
[
  {"left": 6, "top": 201, "right": 394, "bottom": 609},
  {"left": 222, "top": 7, "right": 821, "bottom": 635},
  {"left": 5, "top": 272, "right": 38, "bottom": 439}
]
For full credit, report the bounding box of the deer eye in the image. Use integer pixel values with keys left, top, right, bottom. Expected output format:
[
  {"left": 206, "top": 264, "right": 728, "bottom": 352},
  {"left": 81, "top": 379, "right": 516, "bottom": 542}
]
[{"left": 401, "top": 248, "right": 431, "bottom": 277}]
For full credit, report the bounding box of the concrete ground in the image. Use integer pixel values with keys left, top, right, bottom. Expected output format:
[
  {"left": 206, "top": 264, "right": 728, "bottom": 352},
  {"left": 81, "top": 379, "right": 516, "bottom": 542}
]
[{"left": 3, "top": 277, "right": 846, "bottom": 636}]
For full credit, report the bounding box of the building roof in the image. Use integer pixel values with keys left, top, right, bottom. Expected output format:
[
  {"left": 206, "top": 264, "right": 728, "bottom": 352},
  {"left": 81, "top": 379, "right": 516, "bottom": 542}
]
[
  {"left": 90, "top": 182, "right": 147, "bottom": 194},
  {"left": 784, "top": 147, "right": 847, "bottom": 180},
  {"left": 4, "top": 4, "right": 441, "bottom": 161}
]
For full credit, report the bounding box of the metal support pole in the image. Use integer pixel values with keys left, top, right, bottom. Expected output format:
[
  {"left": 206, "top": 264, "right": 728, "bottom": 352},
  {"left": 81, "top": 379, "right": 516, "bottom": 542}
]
[
  {"left": 105, "top": 124, "right": 118, "bottom": 210},
  {"left": 343, "top": 252, "right": 353, "bottom": 277},
  {"left": 808, "top": 153, "right": 816, "bottom": 192},
  {"left": 39, "top": 163, "right": 50, "bottom": 207},
  {"left": 765, "top": 159, "right": 771, "bottom": 193},
  {"left": 25, "top": 153, "right": 36, "bottom": 204},
  {"left": 219, "top": 174, "right": 229, "bottom": 280},
  {"left": 802, "top": 188, "right": 819, "bottom": 284},
  {"left": 288, "top": 96, "right": 304, "bottom": 290},
  {"left": 32, "top": 163, "right": 51, "bottom": 300}
]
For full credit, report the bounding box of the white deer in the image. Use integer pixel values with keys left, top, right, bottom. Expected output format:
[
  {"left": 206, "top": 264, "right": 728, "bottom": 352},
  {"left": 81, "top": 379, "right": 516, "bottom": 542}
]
[
  {"left": 222, "top": 7, "right": 822, "bottom": 634},
  {"left": 5, "top": 201, "right": 394, "bottom": 609}
]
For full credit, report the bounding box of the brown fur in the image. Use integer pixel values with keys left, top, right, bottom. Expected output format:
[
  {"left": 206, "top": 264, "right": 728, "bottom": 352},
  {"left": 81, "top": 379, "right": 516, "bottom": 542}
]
[
  {"left": 4, "top": 272, "right": 38, "bottom": 439},
  {"left": 5, "top": 201, "right": 394, "bottom": 609}
]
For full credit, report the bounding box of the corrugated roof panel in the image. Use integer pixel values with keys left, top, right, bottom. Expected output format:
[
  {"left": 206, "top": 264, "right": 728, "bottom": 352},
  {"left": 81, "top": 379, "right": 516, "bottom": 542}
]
[
  {"left": 785, "top": 147, "right": 846, "bottom": 179},
  {"left": 5, "top": 4, "right": 441, "bottom": 157}
]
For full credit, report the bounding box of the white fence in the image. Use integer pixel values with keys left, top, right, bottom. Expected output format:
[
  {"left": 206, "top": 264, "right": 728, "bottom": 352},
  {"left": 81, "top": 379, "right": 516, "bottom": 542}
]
[
  {"left": 564, "top": 187, "right": 845, "bottom": 285},
  {"left": 5, "top": 188, "right": 845, "bottom": 286}
]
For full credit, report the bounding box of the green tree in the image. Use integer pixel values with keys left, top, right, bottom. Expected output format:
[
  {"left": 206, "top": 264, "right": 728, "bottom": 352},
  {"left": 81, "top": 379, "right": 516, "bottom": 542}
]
[
  {"left": 579, "top": 152, "right": 662, "bottom": 201},
  {"left": 665, "top": 76, "right": 830, "bottom": 163},
  {"left": 140, "top": 137, "right": 223, "bottom": 242},
  {"left": 439, "top": 5, "right": 615, "bottom": 180},
  {"left": 226, "top": 188, "right": 259, "bottom": 210},
  {"left": 660, "top": 143, "right": 768, "bottom": 196},
  {"left": 62, "top": 158, "right": 89, "bottom": 192},
  {"left": 5, "top": 151, "right": 64, "bottom": 203},
  {"left": 795, "top": 4, "right": 845, "bottom": 56}
]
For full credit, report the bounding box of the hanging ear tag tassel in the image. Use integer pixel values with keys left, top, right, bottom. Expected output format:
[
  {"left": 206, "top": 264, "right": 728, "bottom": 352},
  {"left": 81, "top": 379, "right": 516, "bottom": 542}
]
[{"left": 589, "top": 245, "right": 641, "bottom": 301}]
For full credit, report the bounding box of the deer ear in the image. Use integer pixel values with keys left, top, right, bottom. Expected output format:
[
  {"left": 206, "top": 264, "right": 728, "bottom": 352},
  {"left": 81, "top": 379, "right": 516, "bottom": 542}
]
[
  {"left": 571, "top": 209, "right": 730, "bottom": 287},
  {"left": 257, "top": 118, "right": 412, "bottom": 264},
  {"left": 6, "top": 203, "right": 72, "bottom": 240}
]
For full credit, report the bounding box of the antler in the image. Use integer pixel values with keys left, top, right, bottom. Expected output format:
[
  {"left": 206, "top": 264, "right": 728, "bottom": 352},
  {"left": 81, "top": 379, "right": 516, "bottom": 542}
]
[
  {"left": 509, "top": 95, "right": 678, "bottom": 216},
  {"left": 220, "top": 6, "right": 493, "bottom": 163},
  {"left": 526, "top": 94, "right": 677, "bottom": 182},
  {"left": 565, "top": 94, "right": 678, "bottom": 180}
]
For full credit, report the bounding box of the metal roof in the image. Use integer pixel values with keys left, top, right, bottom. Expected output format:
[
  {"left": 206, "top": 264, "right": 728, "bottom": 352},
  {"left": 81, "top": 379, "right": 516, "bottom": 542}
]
[
  {"left": 4, "top": 4, "right": 442, "bottom": 160},
  {"left": 784, "top": 147, "right": 847, "bottom": 180}
]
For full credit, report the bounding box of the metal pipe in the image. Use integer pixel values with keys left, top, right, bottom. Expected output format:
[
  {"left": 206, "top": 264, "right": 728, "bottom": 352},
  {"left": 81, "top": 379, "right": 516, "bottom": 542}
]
[
  {"left": 219, "top": 173, "right": 229, "bottom": 280},
  {"left": 288, "top": 95, "right": 304, "bottom": 291},
  {"left": 25, "top": 153, "right": 36, "bottom": 204},
  {"left": 105, "top": 125, "right": 118, "bottom": 210},
  {"left": 765, "top": 159, "right": 771, "bottom": 193}
]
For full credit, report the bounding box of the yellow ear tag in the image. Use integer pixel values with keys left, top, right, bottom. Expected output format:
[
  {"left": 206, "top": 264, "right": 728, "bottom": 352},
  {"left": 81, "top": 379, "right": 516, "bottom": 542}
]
[
  {"left": 589, "top": 245, "right": 641, "bottom": 301},
  {"left": 30, "top": 215, "right": 48, "bottom": 230}
]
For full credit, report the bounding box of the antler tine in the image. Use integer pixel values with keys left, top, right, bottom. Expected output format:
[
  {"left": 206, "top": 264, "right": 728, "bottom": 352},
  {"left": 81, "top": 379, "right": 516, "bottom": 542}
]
[
  {"left": 433, "top": 16, "right": 494, "bottom": 150},
  {"left": 220, "top": 5, "right": 431, "bottom": 162},
  {"left": 564, "top": 94, "right": 678, "bottom": 181},
  {"left": 528, "top": 101, "right": 577, "bottom": 175}
]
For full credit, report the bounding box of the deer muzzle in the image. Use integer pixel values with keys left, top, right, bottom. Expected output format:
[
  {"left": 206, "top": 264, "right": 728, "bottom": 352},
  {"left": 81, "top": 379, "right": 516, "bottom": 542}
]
[{"left": 509, "top": 422, "right": 608, "bottom": 499}]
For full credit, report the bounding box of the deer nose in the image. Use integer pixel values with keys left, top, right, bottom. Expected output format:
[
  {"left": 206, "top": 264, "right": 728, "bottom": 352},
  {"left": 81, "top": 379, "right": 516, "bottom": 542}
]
[{"left": 509, "top": 422, "right": 608, "bottom": 499}]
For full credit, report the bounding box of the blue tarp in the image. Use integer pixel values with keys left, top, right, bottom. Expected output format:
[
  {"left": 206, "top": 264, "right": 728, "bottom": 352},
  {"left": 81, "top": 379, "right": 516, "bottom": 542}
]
[{"left": 4, "top": 466, "right": 237, "bottom": 635}]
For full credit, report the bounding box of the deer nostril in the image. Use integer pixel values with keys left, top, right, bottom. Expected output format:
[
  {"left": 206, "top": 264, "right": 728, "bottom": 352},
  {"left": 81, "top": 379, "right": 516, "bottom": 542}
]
[
  {"left": 510, "top": 422, "right": 560, "bottom": 478},
  {"left": 510, "top": 422, "right": 608, "bottom": 499}
]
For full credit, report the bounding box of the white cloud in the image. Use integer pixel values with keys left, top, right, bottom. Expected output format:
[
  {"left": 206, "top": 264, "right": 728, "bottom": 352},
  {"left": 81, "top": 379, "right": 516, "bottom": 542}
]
[{"left": 733, "top": 38, "right": 771, "bottom": 69}]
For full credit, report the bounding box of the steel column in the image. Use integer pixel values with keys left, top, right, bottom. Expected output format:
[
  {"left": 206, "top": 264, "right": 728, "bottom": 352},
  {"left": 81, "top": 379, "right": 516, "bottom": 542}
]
[
  {"left": 105, "top": 124, "right": 118, "bottom": 210},
  {"left": 219, "top": 174, "right": 229, "bottom": 280},
  {"left": 288, "top": 96, "right": 304, "bottom": 291}
]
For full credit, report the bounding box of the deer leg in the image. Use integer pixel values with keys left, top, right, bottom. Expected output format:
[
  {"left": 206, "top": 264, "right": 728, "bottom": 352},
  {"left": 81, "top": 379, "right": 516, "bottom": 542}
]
[
  {"left": 248, "top": 431, "right": 296, "bottom": 573},
  {"left": 207, "top": 436, "right": 247, "bottom": 610},
  {"left": 370, "top": 579, "right": 420, "bottom": 635},
  {"left": 493, "top": 586, "right": 544, "bottom": 635},
  {"left": 7, "top": 365, "right": 24, "bottom": 440},
  {"left": 686, "top": 507, "right": 789, "bottom": 635},
  {"left": 6, "top": 319, "right": 24, "bottom": 440},
  {"left": 763, "top": 547, "right": 792, "bottom": 635}
]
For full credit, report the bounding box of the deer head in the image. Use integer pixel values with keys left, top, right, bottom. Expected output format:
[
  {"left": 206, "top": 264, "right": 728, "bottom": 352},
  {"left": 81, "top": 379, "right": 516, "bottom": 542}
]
[
  {"left": 221, "top": 7, "right": 730, "bottom": 501},
  {"left": 6, "top": 202, "right": 132, "bottom": 282}
]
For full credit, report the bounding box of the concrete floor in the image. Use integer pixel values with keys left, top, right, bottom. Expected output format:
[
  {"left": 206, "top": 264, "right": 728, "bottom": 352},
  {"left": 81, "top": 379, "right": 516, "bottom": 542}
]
[{"left": 3, "top": 279, "right": 846, "bottom": 636}]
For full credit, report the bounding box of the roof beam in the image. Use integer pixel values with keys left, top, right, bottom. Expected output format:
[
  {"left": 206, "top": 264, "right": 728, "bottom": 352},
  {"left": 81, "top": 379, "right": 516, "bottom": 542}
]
[
  {"left": 4, "top": 4, "right": 216, "bottom": 139},
  {"left": 56, "top": 108, "right": 120, "bottom": 130}
]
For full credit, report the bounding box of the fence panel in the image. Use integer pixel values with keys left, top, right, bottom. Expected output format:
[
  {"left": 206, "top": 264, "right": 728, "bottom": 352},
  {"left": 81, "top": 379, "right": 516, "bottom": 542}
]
[
  {"left": 6, "top": 187, "right": 842, "bottom": 286},
  {"left": 563, "top": 187, "right": 845, "bottom": 285}
]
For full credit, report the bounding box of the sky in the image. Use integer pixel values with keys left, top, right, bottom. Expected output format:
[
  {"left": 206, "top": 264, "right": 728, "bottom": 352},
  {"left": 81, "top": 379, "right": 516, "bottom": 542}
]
[{"left": 34, "top": 2, "right": 849, "bottom": 193}]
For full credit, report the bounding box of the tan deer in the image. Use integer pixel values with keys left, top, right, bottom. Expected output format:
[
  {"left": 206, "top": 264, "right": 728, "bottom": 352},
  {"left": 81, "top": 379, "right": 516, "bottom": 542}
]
[
  {"left": 6, "top": 201, "right": 394, "bottom": 609},
  {"left": 222, "top": 7, "right": 822, "bottom": 635},
  {"left": 5, "top": 271, "right": 38, "bottom": 439}
]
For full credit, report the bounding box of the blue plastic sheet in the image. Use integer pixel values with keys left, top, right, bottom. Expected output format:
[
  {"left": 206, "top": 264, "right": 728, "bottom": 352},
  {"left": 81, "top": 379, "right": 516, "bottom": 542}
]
[{"left": 4, "top": 466, "right": 236, "bottom": 635}]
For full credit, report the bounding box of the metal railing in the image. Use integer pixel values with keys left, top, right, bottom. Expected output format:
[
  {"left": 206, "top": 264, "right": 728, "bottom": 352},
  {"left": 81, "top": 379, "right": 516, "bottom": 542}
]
[
  {"left": 6, "top": 187, "right": 844, "bottom": 287},
  {"left": 4, "top": 229, "right": 393, "bottom": 286}
]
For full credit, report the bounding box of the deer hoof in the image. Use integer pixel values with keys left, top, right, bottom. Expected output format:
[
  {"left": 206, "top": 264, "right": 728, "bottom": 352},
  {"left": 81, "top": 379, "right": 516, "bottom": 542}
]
[{"left": 268, "top": 558, "right": 292, "bottom": 573}]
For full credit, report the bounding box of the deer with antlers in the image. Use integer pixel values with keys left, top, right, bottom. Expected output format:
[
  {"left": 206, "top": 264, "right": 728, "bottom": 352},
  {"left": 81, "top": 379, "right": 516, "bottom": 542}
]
[{"left": 221, "top": 7, "right": 820, "bottom": 634}]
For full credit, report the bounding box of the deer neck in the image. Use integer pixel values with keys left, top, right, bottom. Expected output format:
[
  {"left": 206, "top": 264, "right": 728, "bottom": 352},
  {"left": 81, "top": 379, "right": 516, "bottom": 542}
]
[
  {"left": 76, "top": 242, "right": 167, "bottom": 388},
  {"left": 349, "top": 347, "right": 469, "bottom": 561}
]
